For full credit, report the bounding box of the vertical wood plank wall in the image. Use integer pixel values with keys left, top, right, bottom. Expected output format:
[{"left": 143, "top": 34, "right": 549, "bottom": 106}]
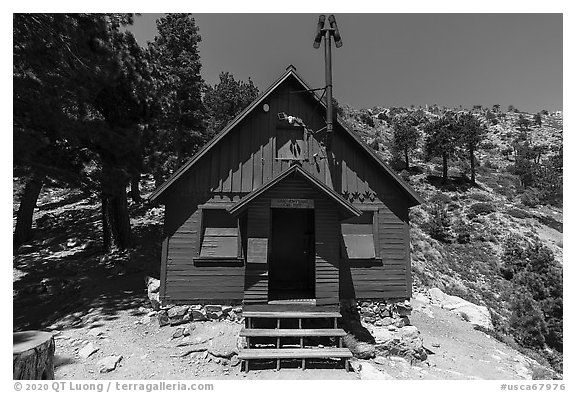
[
  {"left": 162, "top": 195, "right": 245, "bottom": 304},
  {"left": 243, "top": 203, "right": 269, "bottom": 303},
  {"left": 160, "top": 74, "right": 414, "bottom": 304}
]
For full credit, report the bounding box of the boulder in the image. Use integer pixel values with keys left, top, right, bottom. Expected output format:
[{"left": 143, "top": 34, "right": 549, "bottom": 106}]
[
  {"left": 428, "top": 288, "right": 493, "bottom": 330},
  {"left": 205, "top": 305, "right": 223, "bottom": 320},
  {"left": 191, "top": 309, "right": 208, "bottom": 321},
  {"left": 206, "top": 310, "right": 223, "bottom": 320},
  {"left": 208, "top": 334, "right": 239, "bottom": 358},
  {"left": 168, "top": 306, "right": 191, "bottom": 326},
  {"left": 183, "top": 325, "right": 194, "bottom": 336},
  {"left": 97, "top": 356, "right": 122, "bottom": 373},
  {"left": 393, "top": 316, "right": 410, "bottom": 328},
  {"left": 78, "top": 343, "right": 99, "bottom": 359},
  {"left": 172, "top": 328, "right": 185, "bottom": 339},
  {"left": 371, "top": 325, "right": 427, "bottom": 362},
  {"left": 144, "top": 277, "right": 161, "bottom": 310},
  {"left": 157, "top": 310, "right": 170, "bottom": 327},
  {"left": 87, "top": 328, "right": 105, "bottom": 338},
  {"left": 393, "top": 300, "right": 413, "bottom": 317}
]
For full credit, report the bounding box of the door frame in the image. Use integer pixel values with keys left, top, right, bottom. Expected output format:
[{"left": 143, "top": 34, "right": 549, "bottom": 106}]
[{"left": 268, "top": 206, "right": 315, "bottom": 301}]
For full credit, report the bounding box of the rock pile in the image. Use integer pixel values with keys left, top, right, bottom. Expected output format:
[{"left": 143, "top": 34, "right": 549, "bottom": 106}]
[
  {"left": 343, "top": 298, "right": 413, "bottom": 327},
  {"left": 157, "top": 304, "right": 243, "bottom": 327},
  {"left": 144, "top": 277, "right": 243, "bottom": 327},
  {"left": 340, "top": 298, "right": 427, "bottom": 363}
]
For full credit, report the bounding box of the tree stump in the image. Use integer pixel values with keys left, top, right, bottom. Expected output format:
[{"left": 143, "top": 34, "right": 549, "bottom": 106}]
[{"left": 13, "top": 331, "right": 55, "bottom": 380}]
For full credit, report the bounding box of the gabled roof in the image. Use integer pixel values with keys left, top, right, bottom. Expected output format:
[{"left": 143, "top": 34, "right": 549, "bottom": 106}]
[
  {"left": 149, "top": 65, "right": 424, "bottom": 206},
  {"left": 228, "top": 164, "right": 361, "bottom": 218}
]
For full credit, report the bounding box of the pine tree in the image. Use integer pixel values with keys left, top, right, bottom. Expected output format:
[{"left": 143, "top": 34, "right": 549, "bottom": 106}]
[
  {"left": 146, "top": 13, "right": 208, "bottom": 184},
  {"left": 14, "top": 13, "right": 154, "bottom": 251},
  {"left": 391, "top": 111, "right": 424, "bottom": 171},
  {"left": 424, "top": 111, "right": 460, "bottom": 184},
  {"left": 203, "top": 71, "right": 260, "bottom": 135},
  {"left": 457, "top": 112, "right": 487, "bottom": 185}
]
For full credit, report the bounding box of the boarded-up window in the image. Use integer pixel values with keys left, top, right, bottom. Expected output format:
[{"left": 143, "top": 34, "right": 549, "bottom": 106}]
[
  {"left": 200, "top": 209, "right": 239, "bottom": 258},
  {"left": 341, "top": 211, "right": 376, "bottom": 259},
  {"left": 277, "top": 128, "right": 305, "bottom": 160}
]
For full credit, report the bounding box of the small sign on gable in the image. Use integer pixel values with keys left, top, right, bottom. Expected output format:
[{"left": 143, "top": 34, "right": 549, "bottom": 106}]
[{"left": 271, "top": 198, "right": 314, "bottom": 209}]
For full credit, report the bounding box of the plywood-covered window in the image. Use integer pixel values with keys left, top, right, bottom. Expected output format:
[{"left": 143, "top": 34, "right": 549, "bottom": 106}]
[
  {"left": 341, "top": 211, "right": 377, "bottom": 259},
  {"left": 199, "top": 209, "right": 239, "bottom": 259}
]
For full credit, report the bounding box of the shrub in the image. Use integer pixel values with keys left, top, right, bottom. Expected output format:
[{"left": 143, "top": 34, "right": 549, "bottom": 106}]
[
  {"left": 505, "top": 207, "right": 531, "bottom": 219},
  {"left": 520, "top": 188, "right": 541, "bottom": 207},
  {"left": 453, "top": 219, "right": 473, "bottom": 244},
  {"left": 426, "top": 202, "right": 451, "bottom": 242},
  {"left": 399, "top": 169, "right": 410, "bottom": 182},
  {"left": 377, "top": 112, "right": 389, "bottom": 122},
  {"left": 469, "top": 202, "right": 496, "bottom": 217},
  {"left": 358, "top": 112, "right": 375, "bottom": 127},
  {"left": 468, "top": 192, "right": 493, "bottom": 202},
  {"left": 429, "top": 192, "right": 452, "bottom": 205},
  {"left": 509, "top": 291, "right": 548, "bottom": 348},
  {"left": 483, "top": 159, "right": 499, "bottom": 169}
]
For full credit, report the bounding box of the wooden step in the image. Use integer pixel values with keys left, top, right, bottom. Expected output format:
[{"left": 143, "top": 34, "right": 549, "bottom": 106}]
[
  {"left": 243, "top": 310, "right": 341, "bottom": 319},
  {"left": 240, "top": 328, "right": 347, "bottom": 338},
  {"left": 238, "top": 348, "right": 353, "bottom": 360}
]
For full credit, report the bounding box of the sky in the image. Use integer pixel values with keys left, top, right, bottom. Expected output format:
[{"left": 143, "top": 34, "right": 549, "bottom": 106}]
[{"left": 129, "top": 13, "right": 562, "bottom": 113}]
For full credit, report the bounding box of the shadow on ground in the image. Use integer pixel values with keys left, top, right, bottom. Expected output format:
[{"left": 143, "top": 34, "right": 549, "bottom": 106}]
[{"left": 13, "top": 192, "right": 162, "bottom": 332}]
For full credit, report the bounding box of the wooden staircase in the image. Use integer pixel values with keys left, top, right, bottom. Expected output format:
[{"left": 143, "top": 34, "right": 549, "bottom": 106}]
[{"left": 238, "top": 304, "right": 353, "bottom": 372}]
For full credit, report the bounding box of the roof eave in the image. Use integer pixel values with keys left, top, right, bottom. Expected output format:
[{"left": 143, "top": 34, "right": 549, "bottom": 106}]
[
  {"left": 228, "top": 165, "right": 361, "bottom": 218},
  {"left": 148, "top": 67, "right": 298, "bottom": 204}
]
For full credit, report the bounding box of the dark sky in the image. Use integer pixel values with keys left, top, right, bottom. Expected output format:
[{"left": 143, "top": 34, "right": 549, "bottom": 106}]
[{"left": 129, "top": 13, "right": 562, "bottom": 113}]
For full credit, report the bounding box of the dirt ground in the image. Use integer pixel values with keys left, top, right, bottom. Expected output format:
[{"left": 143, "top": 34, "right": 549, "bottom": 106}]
[{"left": 44, "top": 292, "right": 540, "bottom": 380}]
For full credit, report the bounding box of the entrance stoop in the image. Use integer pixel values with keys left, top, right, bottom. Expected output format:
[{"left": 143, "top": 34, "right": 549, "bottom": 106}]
[{"left": 238, "top": 304, "right": 353, "bottom": 372}]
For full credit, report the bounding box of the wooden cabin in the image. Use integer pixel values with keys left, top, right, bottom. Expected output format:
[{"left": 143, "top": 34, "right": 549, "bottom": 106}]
[{"left": 149, "top": 65, "right": 423, "bottom": 308}]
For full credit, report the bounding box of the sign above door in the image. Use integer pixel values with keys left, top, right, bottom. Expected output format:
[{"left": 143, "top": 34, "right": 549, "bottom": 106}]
[{"left": 271, "top": 198, "right": 314, "bottom": 209}]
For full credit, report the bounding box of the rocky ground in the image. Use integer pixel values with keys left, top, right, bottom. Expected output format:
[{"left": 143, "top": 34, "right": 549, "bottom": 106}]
[{"left": 45, "top": 290, "right": 544, "bottom": 380}]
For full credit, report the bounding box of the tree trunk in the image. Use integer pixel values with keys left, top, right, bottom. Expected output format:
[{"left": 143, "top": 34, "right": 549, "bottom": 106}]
[
  {"left": 101, "top": 165, "right": 131, "bottom": 251},
  {"left": 153, "top": 171, "right": 164, "bottom": 188},
  {"left": 13, "top": 331, "right": 55, "bottom": 380},
  {"left": 470, "top": 148, "right": 476, "bottom": 185},
  {"left": 14, "top": 173, "right": 44, "bottom": 248},
  {"left": 404, "top": 148, "right": 410, "bottom": 171},
  {"left": 442, "top": 153, "right": 448, "bottom": 184},
  {"left": 128, "top": 174, "right": 142, "bottom": 203}
]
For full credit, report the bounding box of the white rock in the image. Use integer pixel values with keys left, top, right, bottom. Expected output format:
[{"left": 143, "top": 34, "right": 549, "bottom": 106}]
[
  {"left": 97, "top": 356, "right": 122, "bottom": 373},
  {"left": 357, "top": 361, "right": 395, "bottom": 380},
  {"left": 78, "top": 343, "right": 99, "bottom": 359},
  {"left": 428, "top": 288, "right": 494, "bottom": 330},
  {"left": 87, "top": 328, "right": 105, "bottom": 337}
]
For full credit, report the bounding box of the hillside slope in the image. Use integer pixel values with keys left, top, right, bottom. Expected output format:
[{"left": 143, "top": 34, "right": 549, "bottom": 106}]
[{"left": 339, "top": 105, "right": 563, "bottom": 375}]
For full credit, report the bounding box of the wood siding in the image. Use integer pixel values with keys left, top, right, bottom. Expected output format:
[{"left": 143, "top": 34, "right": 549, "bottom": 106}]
[
  {"left": 161, "top": 75, "right": 407, "bottom": 205},
  {"left": 340, "top": 202, "right": 411, "bottom": 299},
  {"left": 162, "top": 197, "right": 245, "bottom": 303},
  {"left": 160, "top": 74, "right": 415, "bottom": 304},
  {"left": 244, "top": 203, "right": 270, "bottom": 304}
]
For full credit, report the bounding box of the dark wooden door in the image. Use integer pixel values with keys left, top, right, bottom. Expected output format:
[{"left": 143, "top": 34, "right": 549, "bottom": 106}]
[{"left": 269, "top": 208, "right": 315, "bottom": 300}]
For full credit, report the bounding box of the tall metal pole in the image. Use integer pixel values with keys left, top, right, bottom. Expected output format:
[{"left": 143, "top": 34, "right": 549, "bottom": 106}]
[{"left": 324, "top": 29, "right": 333, "bottom": 151}]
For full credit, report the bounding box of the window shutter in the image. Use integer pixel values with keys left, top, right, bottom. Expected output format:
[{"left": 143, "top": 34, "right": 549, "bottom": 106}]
[
  {"left": 341, "top": 211, "right": 376, "bottom": 259},
  {"left": 199, "top": 210, "right": 239, "bottom": 259}
]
